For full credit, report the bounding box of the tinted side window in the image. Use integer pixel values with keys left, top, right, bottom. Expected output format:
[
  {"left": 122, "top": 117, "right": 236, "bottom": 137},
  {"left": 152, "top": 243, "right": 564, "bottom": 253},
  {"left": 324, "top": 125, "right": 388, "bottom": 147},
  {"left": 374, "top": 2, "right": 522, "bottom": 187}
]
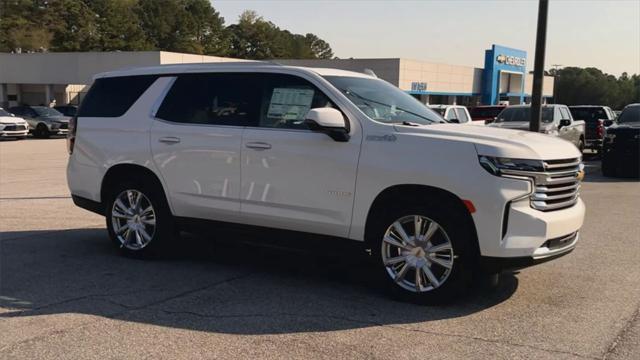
[
  {"left": 259, "top": 74, "right": 335, "bottom": 130},
  {"left": 157, "top": 73, "right": 261, "bottom": 126},
  {"left": 78, "top": 75, "right": 158, "bottom": 117}
]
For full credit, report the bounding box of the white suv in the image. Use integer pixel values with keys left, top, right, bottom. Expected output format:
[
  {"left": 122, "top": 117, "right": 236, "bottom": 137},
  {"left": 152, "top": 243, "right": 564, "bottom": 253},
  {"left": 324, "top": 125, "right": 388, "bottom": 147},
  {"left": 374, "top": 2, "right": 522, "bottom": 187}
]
[{"left": 67, "top": 63, "right": 585, "bottom": 303}]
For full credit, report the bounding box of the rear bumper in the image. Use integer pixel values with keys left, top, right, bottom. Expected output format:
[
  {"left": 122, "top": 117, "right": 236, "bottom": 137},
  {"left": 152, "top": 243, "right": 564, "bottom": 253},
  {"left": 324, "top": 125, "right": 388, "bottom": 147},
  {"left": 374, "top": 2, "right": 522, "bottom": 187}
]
[{"left": 72, "top": 195, "right": 104, "bottom": 216}]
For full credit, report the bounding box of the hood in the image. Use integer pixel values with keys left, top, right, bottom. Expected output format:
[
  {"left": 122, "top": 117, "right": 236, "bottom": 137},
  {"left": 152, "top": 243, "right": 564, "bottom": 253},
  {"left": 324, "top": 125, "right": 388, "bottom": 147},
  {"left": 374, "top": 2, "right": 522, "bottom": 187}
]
[
  {"left": 0, "top": 116, "right": 27, "bottom": 124},
  {"left": 394, "top": 123, "right": 581, "bottom": 160},
  {"left": 608, "top": 122, "right": 640, "bottom": 131}
]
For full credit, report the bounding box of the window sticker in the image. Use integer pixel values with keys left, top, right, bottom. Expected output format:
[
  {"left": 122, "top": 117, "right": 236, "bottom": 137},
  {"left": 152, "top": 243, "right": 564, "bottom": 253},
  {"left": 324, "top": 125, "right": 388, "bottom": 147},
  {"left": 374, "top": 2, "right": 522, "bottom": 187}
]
[{"left": 267, "top": 88, "right": 314, "bottom": 121}]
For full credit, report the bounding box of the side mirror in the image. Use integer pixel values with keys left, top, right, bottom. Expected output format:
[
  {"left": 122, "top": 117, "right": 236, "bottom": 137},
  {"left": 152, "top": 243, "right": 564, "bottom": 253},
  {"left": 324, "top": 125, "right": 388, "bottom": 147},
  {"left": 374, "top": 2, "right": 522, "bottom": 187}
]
[
  {"left": 603, "top": 119, "right": 614, "bottom": 127},
  {"left": 304, "top": 108, "right": 350, "bottom": 142},
  {"left": 449, "top": 118, "right": 460, "bottom": 124},
  {"left": 559, "top": 119, "right": 571, "bottom": 128}
]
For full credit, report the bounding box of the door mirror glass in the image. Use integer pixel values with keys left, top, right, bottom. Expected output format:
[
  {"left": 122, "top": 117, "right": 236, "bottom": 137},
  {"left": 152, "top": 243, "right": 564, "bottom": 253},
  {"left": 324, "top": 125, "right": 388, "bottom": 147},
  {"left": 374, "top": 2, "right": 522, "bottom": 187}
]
[
  {"left": 603, "top": 119, "right": 614, "bottom": 127},
  {"left": 304, "top": 108, "right": 349, "bottom": 142},
  {"left": 559, "top": 119, "right": 571, "bottom": 128}
]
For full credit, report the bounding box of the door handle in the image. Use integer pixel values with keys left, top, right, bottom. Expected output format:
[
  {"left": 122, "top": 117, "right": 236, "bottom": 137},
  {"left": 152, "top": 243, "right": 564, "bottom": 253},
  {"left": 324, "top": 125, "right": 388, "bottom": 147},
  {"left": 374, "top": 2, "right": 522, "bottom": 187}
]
[
  {"left": 245, "top": 142, "right": 272, "bottom": 150},
  {"left": 159, "top": 136, "right": 181, "bottom": 144}
]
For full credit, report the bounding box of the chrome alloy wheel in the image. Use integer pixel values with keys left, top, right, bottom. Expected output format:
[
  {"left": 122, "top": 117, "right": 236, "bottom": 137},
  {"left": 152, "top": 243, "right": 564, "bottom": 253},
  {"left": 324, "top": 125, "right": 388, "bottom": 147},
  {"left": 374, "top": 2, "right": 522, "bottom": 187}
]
[
  {"left": 111, "top": 190, "right": 156, "bottom": 250},
  {"left": 381, "top": 215, "right": 455, "bottom": 293}
]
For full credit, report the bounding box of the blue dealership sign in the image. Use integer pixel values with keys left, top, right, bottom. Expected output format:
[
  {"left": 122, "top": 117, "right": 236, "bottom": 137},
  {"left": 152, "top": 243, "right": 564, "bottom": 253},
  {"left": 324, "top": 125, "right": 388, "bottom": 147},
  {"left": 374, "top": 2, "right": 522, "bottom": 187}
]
[{"left": 482, "top": 44, "right": 527, "bottom": 105}]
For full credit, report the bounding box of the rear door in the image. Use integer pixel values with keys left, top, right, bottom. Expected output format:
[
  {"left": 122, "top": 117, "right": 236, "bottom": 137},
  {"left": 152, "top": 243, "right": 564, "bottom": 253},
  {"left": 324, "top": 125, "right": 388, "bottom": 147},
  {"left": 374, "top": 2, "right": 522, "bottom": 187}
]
[
  {"left": 150, "top": 73, "right": 261, "bottom": 223},
  {"left": 240, "top": 73, "right": 361, "bottom": 237}
]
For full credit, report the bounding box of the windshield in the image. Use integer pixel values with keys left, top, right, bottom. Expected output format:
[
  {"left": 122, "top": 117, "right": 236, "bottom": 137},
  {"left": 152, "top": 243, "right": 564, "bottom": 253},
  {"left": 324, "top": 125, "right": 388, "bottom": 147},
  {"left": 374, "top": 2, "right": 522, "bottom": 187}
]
[
  {"left": 569, "top": 108, "right": 607, "bottom": 123},
  {"left": 32, "top": 106, "right": 63, "bottom": 117},
  {"left": 323, "top": 76, "right": 443, "bottom": 125},
  {"left": 617, "top": 105, "right": 640, "bottom": 124},
  {"left": 0, "top": 108, "right": 12, "bottom": 117},
  {"left": 496, "top": 107, "right": 554, "bottom": 123}
]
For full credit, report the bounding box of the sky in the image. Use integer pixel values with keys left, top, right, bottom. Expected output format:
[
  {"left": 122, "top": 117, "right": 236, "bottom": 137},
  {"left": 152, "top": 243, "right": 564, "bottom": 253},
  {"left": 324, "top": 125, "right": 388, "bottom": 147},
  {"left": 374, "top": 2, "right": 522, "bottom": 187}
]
[{"left": 212, "top": 0, "right": 640, "bottom": 76}]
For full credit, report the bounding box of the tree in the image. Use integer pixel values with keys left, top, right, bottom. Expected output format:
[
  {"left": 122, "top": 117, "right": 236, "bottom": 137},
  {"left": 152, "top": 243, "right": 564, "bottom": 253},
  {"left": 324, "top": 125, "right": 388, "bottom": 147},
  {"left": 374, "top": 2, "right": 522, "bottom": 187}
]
[
  {"left": 183, "top": 0, "right": 229, "bottom": 56},
  {"left": 305, "top": 33, "right": 333, "bottom": 59},
  {"left": 554, "top": 67, "right": 640, "bottom": 110},
  {"left": 227, "top": 10, "right": 334, "bottom": 60},
  {"left": 88, "top": 0, "right": 151, "bottom": 51},
  {"left": 47, "top": 0, "right": 99, "bottom": 51},
  {"left": 0, "top": 0, "right": 53, "bottom": 52}
]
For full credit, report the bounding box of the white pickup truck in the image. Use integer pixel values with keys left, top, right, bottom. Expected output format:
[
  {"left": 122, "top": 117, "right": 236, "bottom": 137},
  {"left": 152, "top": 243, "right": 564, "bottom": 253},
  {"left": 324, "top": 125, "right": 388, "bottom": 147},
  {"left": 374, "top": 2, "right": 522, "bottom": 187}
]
[
  {"left": 67, "top": 64, "right": 585, "bottom": 304},
  {"left": 488, "top": 104, "right": 586, "bottom": 152}
]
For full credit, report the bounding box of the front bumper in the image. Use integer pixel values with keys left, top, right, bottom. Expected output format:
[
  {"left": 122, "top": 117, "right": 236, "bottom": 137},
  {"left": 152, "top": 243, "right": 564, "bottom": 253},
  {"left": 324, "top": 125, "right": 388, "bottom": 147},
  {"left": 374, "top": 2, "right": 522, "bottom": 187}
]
[
  {"left": 477, "top": 198, "right": 583, "bottom": 273},
  {"left": 0, "top": 129, "right": 29, "bottom": 137}
]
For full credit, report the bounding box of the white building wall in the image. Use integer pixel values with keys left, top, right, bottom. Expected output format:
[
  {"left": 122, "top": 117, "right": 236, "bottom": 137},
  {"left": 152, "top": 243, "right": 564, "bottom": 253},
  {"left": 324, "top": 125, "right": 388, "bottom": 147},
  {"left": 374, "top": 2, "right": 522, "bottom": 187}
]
[
  {"left": 399, "top": 59, "right": 480, "bottom": 95},
  {"left": 525, "top": 73, "right": 554, "bottom": 96}
]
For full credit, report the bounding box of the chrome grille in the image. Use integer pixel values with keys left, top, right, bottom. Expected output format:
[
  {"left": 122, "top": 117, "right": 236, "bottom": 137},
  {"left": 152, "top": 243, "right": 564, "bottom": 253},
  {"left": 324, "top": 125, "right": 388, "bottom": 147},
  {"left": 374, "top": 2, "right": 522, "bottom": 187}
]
[{"left": 530, "top": 158, "right": 582, "bottom": 211}]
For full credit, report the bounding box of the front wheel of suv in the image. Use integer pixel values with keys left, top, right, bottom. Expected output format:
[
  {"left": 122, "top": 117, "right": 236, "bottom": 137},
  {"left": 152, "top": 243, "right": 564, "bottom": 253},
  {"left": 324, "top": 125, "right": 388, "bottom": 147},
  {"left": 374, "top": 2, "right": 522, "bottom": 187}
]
[
  {"left": 368, "top": 198, "right": 475, "bottom": 305},
  {"left": 105, "top": 181, "right": 176, "bottom": 258}
]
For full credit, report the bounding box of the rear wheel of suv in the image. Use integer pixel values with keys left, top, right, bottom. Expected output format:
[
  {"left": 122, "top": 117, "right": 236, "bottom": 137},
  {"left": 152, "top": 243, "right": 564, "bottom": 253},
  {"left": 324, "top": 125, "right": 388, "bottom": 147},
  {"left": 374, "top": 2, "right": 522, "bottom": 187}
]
[
  {"left": 368, "top": 198, "right": 475, "bottom": 305},
  {"left": 105, "top": 181, "right": 175, "bottom": 257}
]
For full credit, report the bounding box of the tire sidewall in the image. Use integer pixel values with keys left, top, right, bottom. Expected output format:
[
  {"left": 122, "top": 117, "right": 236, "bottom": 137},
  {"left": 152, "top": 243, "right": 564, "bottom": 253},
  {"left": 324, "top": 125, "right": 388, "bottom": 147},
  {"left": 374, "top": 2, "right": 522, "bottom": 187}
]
[
  {"left": 368, "top": 198, "right": 475, "bottom": 305},
  {"left": 105, "top": 180, "right": 174, "bottom": 257}
]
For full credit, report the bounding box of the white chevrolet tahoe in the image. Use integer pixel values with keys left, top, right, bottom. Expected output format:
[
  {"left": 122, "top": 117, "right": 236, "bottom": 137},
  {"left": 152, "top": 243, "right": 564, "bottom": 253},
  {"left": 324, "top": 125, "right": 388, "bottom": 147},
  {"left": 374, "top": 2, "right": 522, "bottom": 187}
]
[{"left": 67, "top": 64, "right": 585, "bottom": 303}]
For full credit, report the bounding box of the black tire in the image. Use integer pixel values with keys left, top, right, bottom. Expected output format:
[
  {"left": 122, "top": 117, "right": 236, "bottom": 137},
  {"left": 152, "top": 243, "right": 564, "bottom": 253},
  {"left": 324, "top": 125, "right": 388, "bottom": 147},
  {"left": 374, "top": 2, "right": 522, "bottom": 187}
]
[
  {"left": 34, "top": 123, "right": 50, "bottom": 138},
  {"left": 367, "top": 195, "right": 476, "bottom": 305},
  {"left": 578, "top": 138, "right": 585, "bottom": 153},
  {"left": 105, "top": 179, "right": 176, "bottom": 258}
]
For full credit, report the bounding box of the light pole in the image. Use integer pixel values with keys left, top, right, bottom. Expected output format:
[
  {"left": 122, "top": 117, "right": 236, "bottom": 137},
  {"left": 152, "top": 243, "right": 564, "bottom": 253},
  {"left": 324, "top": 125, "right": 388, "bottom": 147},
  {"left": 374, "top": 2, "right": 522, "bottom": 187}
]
[{"left": 530, "top": 0, "right": 549, "bottom": 132}]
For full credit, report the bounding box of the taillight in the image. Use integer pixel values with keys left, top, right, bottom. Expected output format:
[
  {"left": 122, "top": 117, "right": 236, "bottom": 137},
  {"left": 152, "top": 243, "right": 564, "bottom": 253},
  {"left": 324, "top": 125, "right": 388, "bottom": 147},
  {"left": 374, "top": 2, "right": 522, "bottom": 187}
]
[
  {"left": 67, "top": 116, "right": 77, "bottom": 154},
  {"left": 596, "top": 119, "right": 604, "bottom": 138}
]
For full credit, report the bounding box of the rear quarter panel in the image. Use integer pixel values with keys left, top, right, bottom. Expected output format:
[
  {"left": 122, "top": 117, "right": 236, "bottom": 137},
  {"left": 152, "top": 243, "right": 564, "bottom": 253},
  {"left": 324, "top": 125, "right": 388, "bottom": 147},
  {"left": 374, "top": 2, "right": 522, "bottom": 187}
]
[{"left": 67, "top": 77, "right": 174, "bottom": 203}]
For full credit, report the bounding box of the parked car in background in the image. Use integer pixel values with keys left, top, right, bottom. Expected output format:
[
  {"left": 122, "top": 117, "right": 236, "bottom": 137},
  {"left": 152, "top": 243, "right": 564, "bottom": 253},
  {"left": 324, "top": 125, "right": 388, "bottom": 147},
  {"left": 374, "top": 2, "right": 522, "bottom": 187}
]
[
  {"left": 470, "top": 105, "right": 506, "bottom": 125},
  {"left": 67, "top": 63, "right": 585, "bottom": 304},
  {"left": 601, "top": 103, "right": 640, "bottom": 178},
  {"left": 8, "top": 105, "right": 70, "bottom": 138},
  {"left": 54, "top": 105, "right": 78, "bottom": 117},
  {"left": 569, "top": 105, "right": 616, "bottom": 152},
  {"left": 0, "top": 107, "right": 29, "bottom": 139},
  {"left": 428, "top": 105, "right": 475, "bottom": 124},
  {"left": 488, "top": 104, "right": 586, "bottom": 151}
]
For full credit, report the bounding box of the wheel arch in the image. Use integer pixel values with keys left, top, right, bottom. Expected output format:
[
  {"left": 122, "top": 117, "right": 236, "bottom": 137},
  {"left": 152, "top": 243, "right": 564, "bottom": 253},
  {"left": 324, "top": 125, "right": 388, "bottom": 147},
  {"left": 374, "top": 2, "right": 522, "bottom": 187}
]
[
  {"left": 100, "top": 164, "right": 171, "bottom": 213},
  {"left": 363, "top": 184, "right": 480, "bottom": 256}
]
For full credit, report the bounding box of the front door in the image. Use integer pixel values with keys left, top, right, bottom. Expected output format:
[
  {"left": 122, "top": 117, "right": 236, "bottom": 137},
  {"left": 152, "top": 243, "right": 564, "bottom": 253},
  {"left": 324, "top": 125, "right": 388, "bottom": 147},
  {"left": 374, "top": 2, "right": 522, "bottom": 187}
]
[
  {"left": 150, "top": 73, "right": 261, "bottom": 223},
  {"left": 240, "top": 73, "right": 361, "bottom": 237}
]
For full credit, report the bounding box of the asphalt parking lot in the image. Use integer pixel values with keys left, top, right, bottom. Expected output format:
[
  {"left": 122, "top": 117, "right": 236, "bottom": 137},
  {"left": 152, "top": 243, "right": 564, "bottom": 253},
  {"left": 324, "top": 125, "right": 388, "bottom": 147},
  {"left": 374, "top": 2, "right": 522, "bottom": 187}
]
[{"left": 1, "top": 138, "right": 639, "bottom": 359}]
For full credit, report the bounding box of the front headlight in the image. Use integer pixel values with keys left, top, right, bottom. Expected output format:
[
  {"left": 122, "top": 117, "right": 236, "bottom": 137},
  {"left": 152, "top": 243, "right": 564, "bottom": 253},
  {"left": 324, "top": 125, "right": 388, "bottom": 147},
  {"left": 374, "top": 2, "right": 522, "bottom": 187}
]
[{"left": 478, "top": 156, "right": 544, "bottom": 176}]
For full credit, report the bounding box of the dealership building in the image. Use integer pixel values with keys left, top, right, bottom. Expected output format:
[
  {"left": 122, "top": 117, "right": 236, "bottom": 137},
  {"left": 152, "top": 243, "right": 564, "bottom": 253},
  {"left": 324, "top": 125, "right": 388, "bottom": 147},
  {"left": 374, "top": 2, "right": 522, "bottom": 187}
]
[{"left": 0, "top": 44, "right": 553, "bottom": 109}]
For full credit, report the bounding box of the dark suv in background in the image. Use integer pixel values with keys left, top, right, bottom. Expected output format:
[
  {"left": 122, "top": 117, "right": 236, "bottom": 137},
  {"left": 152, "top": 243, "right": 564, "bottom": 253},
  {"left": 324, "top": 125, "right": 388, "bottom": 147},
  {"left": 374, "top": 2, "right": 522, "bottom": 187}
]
[
  {"left": 569, "top": 106, "right": 617, "bottom": 152},
  {"left": 601, "top": 104, "right": 639, "bottom": 178}
]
